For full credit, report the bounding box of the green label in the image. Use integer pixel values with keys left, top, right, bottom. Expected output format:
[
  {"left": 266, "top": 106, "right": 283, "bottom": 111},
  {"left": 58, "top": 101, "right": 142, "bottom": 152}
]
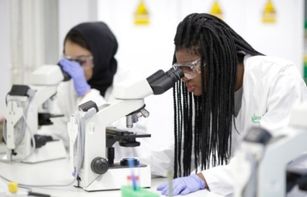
[{"left": 251, "top": 114, "right": 261, "bottom": 124}]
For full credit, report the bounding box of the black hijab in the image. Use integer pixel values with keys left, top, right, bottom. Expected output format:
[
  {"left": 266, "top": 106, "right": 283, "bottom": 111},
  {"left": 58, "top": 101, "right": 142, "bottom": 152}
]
[{"left": 64, "top": 21, "right": 118, "bottom": 97}]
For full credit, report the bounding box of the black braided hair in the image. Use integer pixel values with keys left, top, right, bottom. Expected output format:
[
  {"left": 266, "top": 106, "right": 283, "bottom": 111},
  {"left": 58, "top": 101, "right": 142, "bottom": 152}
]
[{"left": 173, "top": 13, "right": 262, "bottom": 177}]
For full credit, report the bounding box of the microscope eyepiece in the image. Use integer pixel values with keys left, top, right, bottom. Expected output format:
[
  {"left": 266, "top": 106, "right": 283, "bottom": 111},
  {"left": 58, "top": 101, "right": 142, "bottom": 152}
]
[
  {"left": 57, "top": 63, "right": 71, "bottom": 81},
  {"left": 147, "top": 67, "right": 184, "bottom": 95},
  {"left": 166, "top": 67, "right": 184, "bottom": 82}
]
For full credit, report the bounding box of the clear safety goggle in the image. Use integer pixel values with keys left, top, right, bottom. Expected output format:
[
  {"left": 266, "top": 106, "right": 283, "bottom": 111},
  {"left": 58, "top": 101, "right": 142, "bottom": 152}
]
[
  {"left": 63, "top": 55, "right": 93, "bottom": 67},
  {"left": 172, "top": 58, "right": 203, "bottom": 80}
]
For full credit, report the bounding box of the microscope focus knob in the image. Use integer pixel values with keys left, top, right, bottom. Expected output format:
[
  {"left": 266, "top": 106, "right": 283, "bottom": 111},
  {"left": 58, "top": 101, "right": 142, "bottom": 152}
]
[{"left": 91, "top": 157, "right": 109, "bottom": 174}]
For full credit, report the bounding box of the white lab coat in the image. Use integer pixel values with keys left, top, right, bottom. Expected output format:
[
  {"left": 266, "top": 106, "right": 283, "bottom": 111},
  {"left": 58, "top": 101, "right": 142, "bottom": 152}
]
[{"left": 202, "top": 55, "right": 307, "bottom": 196}]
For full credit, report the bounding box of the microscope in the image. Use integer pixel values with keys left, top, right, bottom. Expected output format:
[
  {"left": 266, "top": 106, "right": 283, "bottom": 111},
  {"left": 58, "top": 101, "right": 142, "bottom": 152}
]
[
  {"left": 232, "top": 102, "right": 307, "bottom": 197},
  {"left": 3, "top": 65, "right": 67, "bottom": 163},
  {"left": 68, "top": 68, "right": 183, "bottom": 191}
]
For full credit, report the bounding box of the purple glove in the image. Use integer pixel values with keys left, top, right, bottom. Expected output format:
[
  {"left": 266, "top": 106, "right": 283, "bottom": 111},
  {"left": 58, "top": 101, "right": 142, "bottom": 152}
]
[
  {"left": 157, "top": 174, "right": 205, "bottom": 196},
  {"left": 59, "top": 58, "right": 90, "bottom": 96}
]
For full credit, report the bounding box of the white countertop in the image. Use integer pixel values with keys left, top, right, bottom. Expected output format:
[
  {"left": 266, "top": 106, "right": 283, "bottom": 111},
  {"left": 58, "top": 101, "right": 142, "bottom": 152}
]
[
  {"left": 1, "top": 144, "right": 306, "bottom": 197},
  {"left": 0, "top": 155, "right": 220, "bottom": 197}
]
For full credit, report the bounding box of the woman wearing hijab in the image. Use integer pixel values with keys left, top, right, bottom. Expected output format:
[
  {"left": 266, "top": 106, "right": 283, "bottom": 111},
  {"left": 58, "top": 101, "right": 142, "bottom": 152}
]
[
  {"left": 59, "top": 21, "right": 118, "bottom": 103},
  {"left": 51, "top": 21, "right": 118, "bottom": 147},
  {"left": 55, "top": 22, "right": 173, "bottom": 178}
]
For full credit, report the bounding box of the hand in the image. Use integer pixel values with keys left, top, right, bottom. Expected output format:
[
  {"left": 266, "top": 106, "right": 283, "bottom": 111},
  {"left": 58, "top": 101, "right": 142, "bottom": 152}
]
[
  {"left": 157, "top": 174, "right": 206, "bottom": 196},
  {"left": 58, "top": 58, "right": 90, "bottom": 96}
]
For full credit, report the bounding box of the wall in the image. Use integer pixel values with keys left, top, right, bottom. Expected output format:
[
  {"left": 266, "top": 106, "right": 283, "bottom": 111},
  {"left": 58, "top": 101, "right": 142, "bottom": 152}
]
[
  {"left": 242, "top": 0, "right": 304, "bottom": 72},
  {"left": 0, "top": 0, "right": 304, "bottom": 140},
  {"left": 99, "top": 0, "right": 304, "bottom": 76},
  {"left": 0, "top": 0, "right": 99, "bottom": 116},
  {"left": 98, "top": 0, "right": 182, "bottom": 148},
  {"left": 0, "top": 0, "right": 60, "bottom": 116},
  {"left": 58, "top": 0, "right": 98, "bottom": 55},
  {"left": 0, "top": 0, "right": 12, "bottom": 115},
  {"left": 9, "top": 0, "right": 60, "bottom": 84},
  {"left": 178, "top": 0, "right": 304, "bottom": 69}
]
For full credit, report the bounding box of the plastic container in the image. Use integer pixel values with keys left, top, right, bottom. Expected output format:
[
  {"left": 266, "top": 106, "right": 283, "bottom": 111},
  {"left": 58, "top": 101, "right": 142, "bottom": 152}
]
[{"left": 121, "top": 185, "right": 159, "bottom": 197}]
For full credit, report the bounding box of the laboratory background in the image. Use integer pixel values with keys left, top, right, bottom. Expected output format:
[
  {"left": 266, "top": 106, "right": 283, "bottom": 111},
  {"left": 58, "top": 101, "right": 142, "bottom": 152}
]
[
  {"left": 0, "top": 0, "right": 306, "bottom": 197},
  {"left": 0, "top": 0, "right": 305, "bottom": 150}
]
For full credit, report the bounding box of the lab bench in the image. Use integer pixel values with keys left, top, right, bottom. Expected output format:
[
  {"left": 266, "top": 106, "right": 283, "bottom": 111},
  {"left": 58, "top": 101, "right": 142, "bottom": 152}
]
[{"left": 0, "top": 157, "right": 217, "bottom": 197}]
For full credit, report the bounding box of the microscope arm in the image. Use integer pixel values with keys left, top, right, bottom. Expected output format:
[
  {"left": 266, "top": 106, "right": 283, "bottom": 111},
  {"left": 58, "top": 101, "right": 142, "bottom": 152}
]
[
  {"left": 4, "top": 65, "right": 67, "bottom": 162},
  {"left": 72, "top": 68, "right": 183, "bottom": 189}
]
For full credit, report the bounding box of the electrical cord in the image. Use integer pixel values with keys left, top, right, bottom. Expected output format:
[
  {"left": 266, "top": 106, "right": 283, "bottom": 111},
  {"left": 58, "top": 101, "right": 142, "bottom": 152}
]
[
  {"left": 73, "top": 108, "right": 97, "bottom": 178},
  {"left": 0, "top": 171, "right": 75, "bottom": 197},
  {"left": 72, "top": 112, "right": 84, "bottom": 178},
  {"left": 0, "top": 114, "right": 36, "bottom": 164}
]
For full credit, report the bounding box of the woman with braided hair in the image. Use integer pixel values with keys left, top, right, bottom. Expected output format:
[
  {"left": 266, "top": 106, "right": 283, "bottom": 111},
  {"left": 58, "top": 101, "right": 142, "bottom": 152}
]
[{"left": 157, "top": 13, "right": 307, "bottom": 196}]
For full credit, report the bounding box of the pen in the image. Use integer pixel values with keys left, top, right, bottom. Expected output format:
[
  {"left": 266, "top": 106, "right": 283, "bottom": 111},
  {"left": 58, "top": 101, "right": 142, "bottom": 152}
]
[
  {"left": 167, "top": 170, "right": 173, "bottom": 197},
  {"left": 28, "top": 191, "right": 51, "bottom": 197}
]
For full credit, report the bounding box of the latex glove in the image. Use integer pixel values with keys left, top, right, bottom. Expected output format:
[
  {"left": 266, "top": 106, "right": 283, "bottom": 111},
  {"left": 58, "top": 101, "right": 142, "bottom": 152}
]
[
  {"left": 59, "top": 58, "right": 90, "bottom": 96},
  {"left": 157, "top": 174, "right": 205, "bottom": 196}
]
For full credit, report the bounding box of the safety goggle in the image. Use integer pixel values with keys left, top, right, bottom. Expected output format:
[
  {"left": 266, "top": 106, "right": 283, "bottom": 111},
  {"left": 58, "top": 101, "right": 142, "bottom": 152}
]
[
  {"left": 172, "top": 58, "right": 202, "bottom": 79},
  {"left": 63, "top": 55, "right": 93, "bottom": 66}
]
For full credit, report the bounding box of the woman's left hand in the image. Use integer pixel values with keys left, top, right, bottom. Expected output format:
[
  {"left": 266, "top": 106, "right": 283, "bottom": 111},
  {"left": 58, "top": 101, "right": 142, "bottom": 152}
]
[
  {"left": 58, "top": 58, "right": 90, "bottom": 96},
  {"left": 157, "top": 174, "right": 206, "bottom": 195}
]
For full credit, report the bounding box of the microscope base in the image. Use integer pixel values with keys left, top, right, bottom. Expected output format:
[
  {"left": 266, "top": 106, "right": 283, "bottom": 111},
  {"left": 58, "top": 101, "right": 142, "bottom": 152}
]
[
  {"left": 22, "top": 140, "right": 67, "bottom": 163},
  {"left": 82, "top": 164, "right": 151, "bottom": 191},
  {"left": 4, "top": 140, "right": 67, "bottom": 163}
]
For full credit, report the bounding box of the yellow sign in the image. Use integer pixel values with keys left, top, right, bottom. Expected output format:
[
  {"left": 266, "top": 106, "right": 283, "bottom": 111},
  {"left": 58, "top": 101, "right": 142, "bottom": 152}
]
[
  {"left": 134, "top": 0, "right": 150, "bottom": 26},
  {"left": 210, "top": 0, "right": 223, "bottom": 19},
  {"left": 262, "top": 0, "right": 277, "bottom": 24}
]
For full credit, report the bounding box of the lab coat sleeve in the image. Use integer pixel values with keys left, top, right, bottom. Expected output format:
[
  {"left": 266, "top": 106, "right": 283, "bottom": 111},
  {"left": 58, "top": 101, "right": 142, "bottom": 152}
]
[
  {"left": 49, "top": 87, "right": 105, "bottom": 148},
  {"left": 202, "top": 165, "right": 235, "bottom": 197},
  {"left": 135, "top": 139, "right": 174, "bottom": 177},
  {"left": 77, "top": 88, "right": 106, "bottom": 107},
  {"left": 260, "top": 65, "right": 307, "bottom": 135}
]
